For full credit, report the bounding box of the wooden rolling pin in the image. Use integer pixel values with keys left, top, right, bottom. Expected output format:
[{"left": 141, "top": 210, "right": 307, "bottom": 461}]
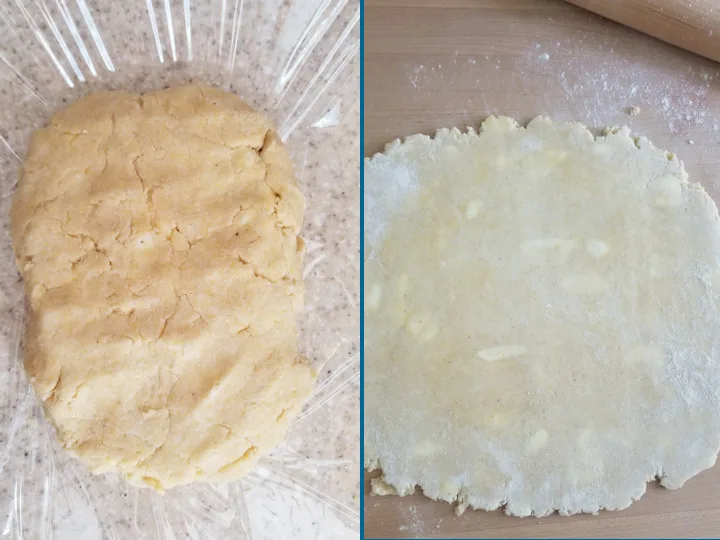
[{"left": 565, "top": 0, "right": 720, "bottom": 64}]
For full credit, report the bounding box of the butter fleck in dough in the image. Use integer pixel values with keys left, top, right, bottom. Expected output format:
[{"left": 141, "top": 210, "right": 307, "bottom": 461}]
[
  {"left": 11, "top": 85, "right": 314, "bottom": 490},
  {"left": 365, "top": 116, "right": 720, "bottom": 517}
]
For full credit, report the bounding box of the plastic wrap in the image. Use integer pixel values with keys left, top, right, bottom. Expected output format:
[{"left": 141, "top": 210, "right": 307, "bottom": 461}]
[{"left": 0, "top": 1, "right": 359, "bottom": 538}]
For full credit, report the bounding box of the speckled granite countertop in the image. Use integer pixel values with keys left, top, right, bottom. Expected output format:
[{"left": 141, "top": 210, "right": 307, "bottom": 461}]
[{"left": 0, "top": 1, "right": 358, "bottom": 538}]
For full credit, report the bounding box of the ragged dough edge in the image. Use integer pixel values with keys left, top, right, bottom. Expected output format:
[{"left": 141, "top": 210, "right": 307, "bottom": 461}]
[
  {"left": 366, "top": 455, "right": 712, "bottom": 517},
  {"left": 364, "top": 115, "right": 720, "bottom": 517},
  {"left": 364, "top": 115, "right": 700, "bottom": 255},
  {"left": 366, "top": 115, "right": 684, "bottom": 178}
]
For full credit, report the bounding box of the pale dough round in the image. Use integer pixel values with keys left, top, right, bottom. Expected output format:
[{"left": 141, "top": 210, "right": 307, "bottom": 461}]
[
  {"left": 12, "top": 85, "right": 314, "bottom": 490},
  {"left": 365, "top": 116, "right": 720, "bottom": 516}
]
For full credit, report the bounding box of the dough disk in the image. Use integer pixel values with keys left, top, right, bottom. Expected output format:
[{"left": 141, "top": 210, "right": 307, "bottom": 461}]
[
  {"left": 364, "top": 116, "right": 720, "bottom": 516},
  {"left": 12, "top": 85, "right": 314, "bottom": 490}
]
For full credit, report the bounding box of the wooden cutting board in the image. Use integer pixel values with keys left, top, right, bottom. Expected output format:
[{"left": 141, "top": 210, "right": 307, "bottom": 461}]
[
  {"left": 565, "top": 0, "right": 720, "bottom": 65},
  {"left": 364, "top": 0, "right": 720, "bottom": 537}
]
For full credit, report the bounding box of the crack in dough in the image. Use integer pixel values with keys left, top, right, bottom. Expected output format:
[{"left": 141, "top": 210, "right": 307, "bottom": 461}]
[
  {"left": 12, "top": 84, "right": 315, "bottom": 491},
  {"left": 365, "top": 116, "right": 720, "bottom": 517}
]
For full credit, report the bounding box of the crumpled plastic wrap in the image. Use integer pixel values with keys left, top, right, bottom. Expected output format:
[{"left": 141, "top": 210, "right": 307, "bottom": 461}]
[{"left": 0, "top": 1, "right": 359, "bottom": 538}]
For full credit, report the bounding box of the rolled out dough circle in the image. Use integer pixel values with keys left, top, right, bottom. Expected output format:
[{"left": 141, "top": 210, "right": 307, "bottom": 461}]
[
  {"left": 12, "top": 85, "right": 314, "bottom": 490},
  {"left": 365, "top": 116, "right": 720, "bottom": 516}
]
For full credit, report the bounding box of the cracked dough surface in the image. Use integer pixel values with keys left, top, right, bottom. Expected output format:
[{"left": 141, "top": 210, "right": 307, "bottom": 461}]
[
  {"left": 364, "top": 116, "right": 720, "bottom": 516},
  {"left": 11, "top": 84, "right": 314, "bottom": 490}
]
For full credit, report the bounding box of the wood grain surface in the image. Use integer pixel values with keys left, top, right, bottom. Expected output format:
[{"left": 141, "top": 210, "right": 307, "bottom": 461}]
[
  {"left": 364, "top": 0, "right": 720, "bottom": 537},
  {"left": 565, "top": 0, "right": 720, "bottom": 64}
]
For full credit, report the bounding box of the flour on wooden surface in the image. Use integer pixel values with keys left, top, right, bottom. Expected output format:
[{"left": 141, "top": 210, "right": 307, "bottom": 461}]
[{"left": 523, "top": 40, "right": 720, "bottom": 132}]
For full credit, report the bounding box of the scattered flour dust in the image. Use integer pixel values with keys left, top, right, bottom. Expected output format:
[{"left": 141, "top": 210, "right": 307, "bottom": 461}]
[
  {"left": 401, "top": 42, "right": 720, "bottom": 136},
  {"left": 398, "top": 505, "right": 427, "bottom": 538},
  {"left": 523, "top": 40, "right": 720, "bottom": 132},
  {"left": 409, "top": 65, "right": 426, "bottom": 89}
]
